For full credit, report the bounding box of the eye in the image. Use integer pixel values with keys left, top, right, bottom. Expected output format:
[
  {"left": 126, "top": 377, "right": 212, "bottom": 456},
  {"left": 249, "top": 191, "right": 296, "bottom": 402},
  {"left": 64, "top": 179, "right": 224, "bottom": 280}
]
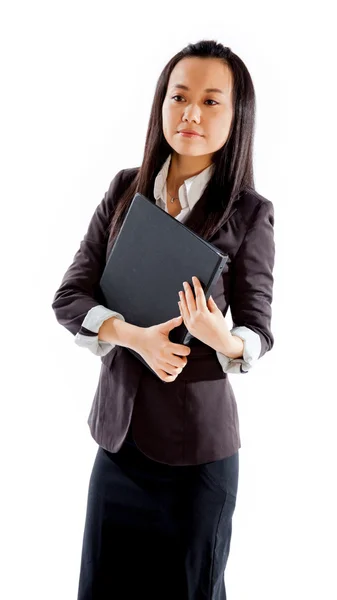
[{"left": 171, "top": 95, "right": 218, "bottom": 106}]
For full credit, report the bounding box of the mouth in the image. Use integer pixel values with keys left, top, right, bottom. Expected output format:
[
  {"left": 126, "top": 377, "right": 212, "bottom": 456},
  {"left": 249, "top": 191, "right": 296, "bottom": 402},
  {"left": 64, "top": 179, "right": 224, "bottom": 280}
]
[{"left": 178, "top": 131, "right": 203, "bottom": 138}]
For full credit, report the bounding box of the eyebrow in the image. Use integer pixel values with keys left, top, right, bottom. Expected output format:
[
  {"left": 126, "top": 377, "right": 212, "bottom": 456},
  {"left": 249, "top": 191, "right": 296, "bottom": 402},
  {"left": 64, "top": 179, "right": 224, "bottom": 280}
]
[{"left": 170, "top": 84, "right": 225, "bottom": 96}]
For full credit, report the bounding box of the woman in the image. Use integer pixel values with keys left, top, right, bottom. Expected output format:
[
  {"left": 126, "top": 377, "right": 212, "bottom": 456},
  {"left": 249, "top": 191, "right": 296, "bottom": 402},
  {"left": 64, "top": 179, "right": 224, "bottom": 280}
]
[{"left": 52, "top": 40, "right": 275, "bottom": 599}]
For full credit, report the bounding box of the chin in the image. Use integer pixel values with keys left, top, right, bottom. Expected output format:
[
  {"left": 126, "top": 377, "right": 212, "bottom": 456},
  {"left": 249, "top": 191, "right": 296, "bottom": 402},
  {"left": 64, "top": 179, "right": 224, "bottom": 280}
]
[
  {"left": 176, "top": 147, "right": 205, "bottom": 157},
  {"left": 170, "top": 138, "right": 201, "bottom": 151}
]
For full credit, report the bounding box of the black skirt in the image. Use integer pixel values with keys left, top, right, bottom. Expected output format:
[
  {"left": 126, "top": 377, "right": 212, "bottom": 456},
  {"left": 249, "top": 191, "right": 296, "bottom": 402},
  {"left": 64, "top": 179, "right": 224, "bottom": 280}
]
[{"left": 77, "top": 426, "right": 239, "bottom": 600}]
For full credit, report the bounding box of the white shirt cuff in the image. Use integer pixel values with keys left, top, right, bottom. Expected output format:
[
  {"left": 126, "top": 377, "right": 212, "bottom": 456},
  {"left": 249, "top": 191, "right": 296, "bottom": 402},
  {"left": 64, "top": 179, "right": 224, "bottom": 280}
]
[
  {"left": 74, "top": 305, "right": 125, "bottom": 356},
  {"left": 216, "top": 326, "right": 261, "bottom": 374}
]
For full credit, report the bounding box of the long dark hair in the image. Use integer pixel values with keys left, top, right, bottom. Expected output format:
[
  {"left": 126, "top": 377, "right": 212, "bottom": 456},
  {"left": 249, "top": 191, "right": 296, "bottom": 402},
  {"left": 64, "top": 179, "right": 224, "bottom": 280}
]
[{"left": 108, "top": 39, "right": 256, "bottom": 246}]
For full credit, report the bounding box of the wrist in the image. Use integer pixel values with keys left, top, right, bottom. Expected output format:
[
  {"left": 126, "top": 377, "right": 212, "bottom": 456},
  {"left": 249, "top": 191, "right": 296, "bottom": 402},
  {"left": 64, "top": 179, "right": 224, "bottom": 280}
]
[
  {"left": 218, "top": 333, "right": 244, "bottom": 359},
  {"left": 98, "top": 317, "right": 143, "bottom": 351},
  {"left": 112, "top": 319, "right": 144, "bottom": 351}
]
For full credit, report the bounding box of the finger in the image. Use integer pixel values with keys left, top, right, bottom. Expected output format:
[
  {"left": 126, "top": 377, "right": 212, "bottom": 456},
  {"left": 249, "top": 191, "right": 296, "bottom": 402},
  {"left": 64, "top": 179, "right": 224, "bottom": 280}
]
[
  {"left": 163, "top": 373, "right": 182, "bottom": 383},
  {"left": 178, "top": 300, "right": 185, "bottom": 326},
  {"left": 164, "top": 361, "right": 185, "bottom": 373},
  {"left": 158, "top": 362, "right": 183, "bottom": 376},
  {"left": 160, "top": 353, "right": 187, "bottom": 369},
  {"left": 157, "top": 369, "right": 178, "bottom": 382},
  {"left": 207, "top": 296, "right": 219, "bottom": 312},
  {"left": 182, "top": 281, "right": 197, "bottom": 313},
  {"left": 170, "top": 344, "right": 191, "bottom": 357},
  {"left": 178, "top": 294, "right": 190, "bottom": 320},
  {"left": 192, "top": 276, "right": 207, "bottom": 311},
  {"left": 180, "top": 286, "right": 193, "bottom": 317}
]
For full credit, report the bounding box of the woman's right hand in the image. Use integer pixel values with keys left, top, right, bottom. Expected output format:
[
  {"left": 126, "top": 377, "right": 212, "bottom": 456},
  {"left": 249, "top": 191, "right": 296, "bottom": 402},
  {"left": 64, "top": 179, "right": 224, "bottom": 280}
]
[{"left": 134, "top": 315, "right": 191, "bottom": 382}]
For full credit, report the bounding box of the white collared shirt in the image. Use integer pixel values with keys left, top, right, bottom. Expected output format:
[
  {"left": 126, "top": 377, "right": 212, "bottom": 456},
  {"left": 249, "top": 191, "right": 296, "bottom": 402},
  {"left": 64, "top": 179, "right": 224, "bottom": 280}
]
[
  {"left": 153, "top": 153, "right": 215, "bottom": 223},
  {"left": 74, "top": 155, "right": 261, "bottom": 374}
]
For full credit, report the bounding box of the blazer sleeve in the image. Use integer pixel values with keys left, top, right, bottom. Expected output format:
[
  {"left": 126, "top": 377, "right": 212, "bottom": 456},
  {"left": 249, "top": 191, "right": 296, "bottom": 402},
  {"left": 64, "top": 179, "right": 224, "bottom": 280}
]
[
  {"left": 217, "top": 199, "right": 275, "bottom": 373},
  {"left": 51, "top": 169, "right": 127, "bottom": 350}
]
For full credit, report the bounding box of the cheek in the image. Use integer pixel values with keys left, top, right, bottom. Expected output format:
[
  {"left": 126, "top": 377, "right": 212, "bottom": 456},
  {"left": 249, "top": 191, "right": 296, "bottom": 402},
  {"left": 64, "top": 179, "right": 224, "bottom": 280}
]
[
  {"left": 162, "top": 102, "right": 170, "bottom": 121},
  {"left": 208, "top": 114, "right": 232, "bottom": 143},
  {"left": 163, "top": 105, "right": 175, "bottom": 122},
  {"left": 162, "top": 117, "right": 169, "bottom": 139},
  {"left": 162, "top": 107, "right": 177, "bottom": 137}
]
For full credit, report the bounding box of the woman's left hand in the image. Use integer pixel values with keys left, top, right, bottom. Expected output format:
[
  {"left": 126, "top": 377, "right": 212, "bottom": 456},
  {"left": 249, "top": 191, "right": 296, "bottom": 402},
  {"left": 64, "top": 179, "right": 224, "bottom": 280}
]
[{"left": 178, "top": 276, "right": 231, "bottom": 353}]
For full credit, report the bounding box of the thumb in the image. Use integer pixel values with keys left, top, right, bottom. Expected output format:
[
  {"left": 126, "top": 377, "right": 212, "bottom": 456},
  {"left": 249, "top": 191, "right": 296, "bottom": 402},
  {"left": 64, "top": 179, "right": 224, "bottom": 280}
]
[{"left": 160, "top": 315, "right": 183, "bottom": 332}]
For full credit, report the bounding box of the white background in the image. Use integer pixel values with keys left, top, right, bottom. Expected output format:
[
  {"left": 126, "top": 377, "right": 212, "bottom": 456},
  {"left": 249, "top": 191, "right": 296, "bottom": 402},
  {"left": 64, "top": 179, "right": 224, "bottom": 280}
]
[{"left": 1, "top": 1, "right": 336, "bottom": 598}]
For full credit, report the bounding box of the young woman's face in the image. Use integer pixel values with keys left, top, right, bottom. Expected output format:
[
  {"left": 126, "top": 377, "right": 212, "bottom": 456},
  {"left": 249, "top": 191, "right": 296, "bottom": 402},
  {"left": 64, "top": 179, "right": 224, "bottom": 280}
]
[{"left": 162, "top": 57, "right": 234, "bottom": 158}]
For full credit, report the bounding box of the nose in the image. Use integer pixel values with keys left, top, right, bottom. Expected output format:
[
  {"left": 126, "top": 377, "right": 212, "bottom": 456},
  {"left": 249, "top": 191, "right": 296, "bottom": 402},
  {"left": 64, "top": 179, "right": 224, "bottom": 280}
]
[{"left": 182, "top": 104, "right": 201, "bottom": 124}]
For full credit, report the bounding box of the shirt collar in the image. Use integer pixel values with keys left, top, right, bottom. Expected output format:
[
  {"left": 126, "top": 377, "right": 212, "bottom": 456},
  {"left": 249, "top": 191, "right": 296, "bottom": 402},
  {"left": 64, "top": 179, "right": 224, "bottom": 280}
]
[{"left": 153, "top": 153, "right": 215, "bottom": 212}]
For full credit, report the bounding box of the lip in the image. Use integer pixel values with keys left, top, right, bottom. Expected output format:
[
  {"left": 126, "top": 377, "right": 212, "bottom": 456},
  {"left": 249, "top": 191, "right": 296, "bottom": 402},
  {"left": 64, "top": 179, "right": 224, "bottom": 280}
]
[{"left": 178, "top": 130, "right": 202, "bottom": 137}]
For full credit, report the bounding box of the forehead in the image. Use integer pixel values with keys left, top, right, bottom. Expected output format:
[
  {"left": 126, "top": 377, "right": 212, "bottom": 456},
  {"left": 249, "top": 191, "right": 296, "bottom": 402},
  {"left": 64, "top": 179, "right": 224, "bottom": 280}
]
[{"left": 167, "top": 57, "right": 233, "bottom": 96}]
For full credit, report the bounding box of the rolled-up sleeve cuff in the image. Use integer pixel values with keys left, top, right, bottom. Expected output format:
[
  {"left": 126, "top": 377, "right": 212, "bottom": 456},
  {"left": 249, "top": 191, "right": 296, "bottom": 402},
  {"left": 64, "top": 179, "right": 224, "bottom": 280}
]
[
  {"left": 216, "top": 326, "right": 261, "bottom": 374},
  {"left": 74, "top": 305, "right": 125, "bottom": 356}
]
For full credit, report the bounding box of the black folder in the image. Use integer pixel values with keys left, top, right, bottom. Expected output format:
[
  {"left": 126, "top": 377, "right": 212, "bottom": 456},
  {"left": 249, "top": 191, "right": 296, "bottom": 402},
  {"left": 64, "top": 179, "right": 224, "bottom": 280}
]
[{"left": 99, "top": 192, "right": 229, "bottom": 377}]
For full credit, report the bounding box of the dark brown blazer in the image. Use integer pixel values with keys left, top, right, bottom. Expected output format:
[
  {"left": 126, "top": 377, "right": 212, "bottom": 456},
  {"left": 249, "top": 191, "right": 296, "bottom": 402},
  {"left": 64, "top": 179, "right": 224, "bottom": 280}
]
[{"left": 51, "top": 167, "right": 275, "bottom": 465}]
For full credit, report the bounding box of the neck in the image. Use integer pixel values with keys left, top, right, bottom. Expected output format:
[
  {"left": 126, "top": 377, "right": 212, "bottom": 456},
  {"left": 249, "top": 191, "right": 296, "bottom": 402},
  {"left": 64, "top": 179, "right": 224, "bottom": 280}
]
[{"left": 167, "top": 152, "right": 213, "bottom": 191}]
